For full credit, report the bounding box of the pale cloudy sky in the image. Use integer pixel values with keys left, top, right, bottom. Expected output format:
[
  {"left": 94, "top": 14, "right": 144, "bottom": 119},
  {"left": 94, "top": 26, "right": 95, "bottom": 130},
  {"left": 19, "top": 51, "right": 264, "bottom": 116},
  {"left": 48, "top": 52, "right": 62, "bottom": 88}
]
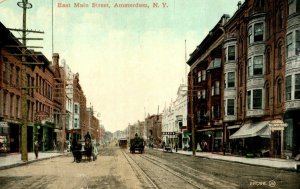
[{"left": 0, "top": 0, "right": 242, "bottom": 132}]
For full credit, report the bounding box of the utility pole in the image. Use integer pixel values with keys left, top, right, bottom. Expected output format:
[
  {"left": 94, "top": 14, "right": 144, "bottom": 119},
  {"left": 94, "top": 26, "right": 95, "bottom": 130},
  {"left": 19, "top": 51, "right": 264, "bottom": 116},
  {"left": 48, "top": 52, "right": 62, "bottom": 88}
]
[
  {"left": 19, "top": 0, "right": 32, "bottom": 162},
  {"left": 16, "top": 0, "right": 43, "bottom": 161}
]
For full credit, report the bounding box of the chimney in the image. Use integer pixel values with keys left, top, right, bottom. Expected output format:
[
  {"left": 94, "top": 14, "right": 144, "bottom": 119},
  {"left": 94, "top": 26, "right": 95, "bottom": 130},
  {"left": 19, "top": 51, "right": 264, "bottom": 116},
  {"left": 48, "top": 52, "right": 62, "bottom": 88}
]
[{"left": 52, "top": 53, "right": 59, "bottom": 67}]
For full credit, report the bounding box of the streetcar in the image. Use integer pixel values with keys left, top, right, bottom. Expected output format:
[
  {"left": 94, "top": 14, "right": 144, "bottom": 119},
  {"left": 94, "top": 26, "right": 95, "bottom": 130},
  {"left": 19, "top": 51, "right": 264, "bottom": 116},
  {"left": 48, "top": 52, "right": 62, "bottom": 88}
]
[{"left": 118, "top": 138, "right": 128, "bottom": 149}]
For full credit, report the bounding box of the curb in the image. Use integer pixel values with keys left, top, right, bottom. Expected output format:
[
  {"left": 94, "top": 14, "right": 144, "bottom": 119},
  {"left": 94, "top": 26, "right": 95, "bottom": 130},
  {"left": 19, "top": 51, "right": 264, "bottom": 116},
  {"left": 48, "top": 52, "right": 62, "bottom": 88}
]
[{"left": 0, "top": 153, "right": 70, "bottom": 171}]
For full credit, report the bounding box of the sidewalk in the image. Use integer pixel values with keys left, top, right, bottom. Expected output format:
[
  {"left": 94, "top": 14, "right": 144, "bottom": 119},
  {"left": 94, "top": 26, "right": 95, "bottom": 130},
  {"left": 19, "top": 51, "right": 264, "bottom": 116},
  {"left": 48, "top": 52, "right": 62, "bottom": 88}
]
[
  {"left": 157, "top": 148, "right": 300, "bottom": 171},
  {"left": 0, "top": 151, "right": 67, "bottom": 170}
]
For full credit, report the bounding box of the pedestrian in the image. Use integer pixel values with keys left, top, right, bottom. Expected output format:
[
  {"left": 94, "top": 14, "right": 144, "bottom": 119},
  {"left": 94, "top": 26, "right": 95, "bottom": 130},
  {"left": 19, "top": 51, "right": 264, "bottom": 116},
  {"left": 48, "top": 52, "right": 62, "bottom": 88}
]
[
  {"left": 175, "top": 142, "right": 178, "bottom": 152},
  {"left": 71, "top": 138, "right": 77, "bottom": 162},
  {"left": 34, "top": 140, "right": 39, "bottom": 159},
  {"left": 84, "top": 132, "right": 91, "bottom": 142}
]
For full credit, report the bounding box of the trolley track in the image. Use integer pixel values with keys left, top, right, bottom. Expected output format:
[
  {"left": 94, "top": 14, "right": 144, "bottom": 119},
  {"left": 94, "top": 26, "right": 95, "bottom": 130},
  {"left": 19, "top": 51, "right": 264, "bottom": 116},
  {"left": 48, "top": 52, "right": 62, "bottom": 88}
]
[
  {"left": 122, "top": 150, "right": 206, "bottom": 189},
  {"left": 141, "top": 154, "right": 238, "bottom": 189}
]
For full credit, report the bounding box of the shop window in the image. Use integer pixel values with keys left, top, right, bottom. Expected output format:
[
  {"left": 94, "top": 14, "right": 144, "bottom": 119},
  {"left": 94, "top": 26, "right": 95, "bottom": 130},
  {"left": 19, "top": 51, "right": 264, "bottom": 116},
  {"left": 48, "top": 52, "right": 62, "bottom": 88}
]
[{"left": 286, "top": 76, "right": 292, "bottom": 100}]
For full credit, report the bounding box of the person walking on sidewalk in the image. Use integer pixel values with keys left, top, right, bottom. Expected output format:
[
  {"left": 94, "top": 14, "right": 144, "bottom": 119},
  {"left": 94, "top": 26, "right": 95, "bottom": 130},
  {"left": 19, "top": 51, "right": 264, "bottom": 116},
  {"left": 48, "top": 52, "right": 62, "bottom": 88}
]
[{"left": 34, "top": 140, "right": 39, "bottom": 159}]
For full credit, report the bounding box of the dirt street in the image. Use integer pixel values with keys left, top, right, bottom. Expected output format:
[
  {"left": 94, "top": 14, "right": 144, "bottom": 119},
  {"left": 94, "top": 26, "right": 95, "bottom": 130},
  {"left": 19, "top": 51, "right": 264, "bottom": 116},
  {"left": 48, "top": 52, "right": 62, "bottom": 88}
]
[{"left": 0, "top": 147, "right": 142, "bottom": 189}]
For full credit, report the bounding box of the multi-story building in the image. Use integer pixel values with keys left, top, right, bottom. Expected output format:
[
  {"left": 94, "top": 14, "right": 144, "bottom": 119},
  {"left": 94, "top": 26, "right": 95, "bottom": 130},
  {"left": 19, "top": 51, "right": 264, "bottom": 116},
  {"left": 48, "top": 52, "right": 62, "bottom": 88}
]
[
  {"left": 145, "top": 114, "right": 162, "bottom": 147},
  {"left": 60, "top": 60, "right": 74, "bottom": 141},
  {"left": 187, "top": 0, "right": 299, "bottom": 158},
  {"left": 187, "top": 15, "right": 229, "bottom": 152},
  {"left": 0, "top": 22, "right": 64, "bottom": 153}
]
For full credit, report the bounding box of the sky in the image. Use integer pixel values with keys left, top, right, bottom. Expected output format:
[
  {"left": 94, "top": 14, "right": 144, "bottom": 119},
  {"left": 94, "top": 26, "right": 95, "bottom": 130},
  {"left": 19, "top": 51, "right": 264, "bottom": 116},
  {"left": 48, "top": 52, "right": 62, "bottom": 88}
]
[{"left": 0, "top": 0, "right": 242, "bottom": 132}]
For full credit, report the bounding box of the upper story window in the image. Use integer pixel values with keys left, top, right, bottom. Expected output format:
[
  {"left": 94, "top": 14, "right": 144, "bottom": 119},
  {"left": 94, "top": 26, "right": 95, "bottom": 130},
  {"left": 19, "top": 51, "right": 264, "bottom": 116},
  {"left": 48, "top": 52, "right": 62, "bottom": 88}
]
[
  {"left": 288, "top": 0, "right": 300, "bottom": 15},
  {"left": 228, "top": 45, "right": 236, "bottom": 61},
  {"left": 197, "top": 70, "right": 206, "bottom": 82},
  {"left": 213, "top": 81, "right": 220, "bottom": 95},
  {"left": 10, "top": 64, "right": 14, "bottom": 86},
  {"left": 297, "top": 30, "right": 300, "bottom": 54},
  {"left": 3, "top": 62, "right": 8, "bottom": 83},
  {"left": 227, "top": 99, "right": 235, "bottom": 116},
  {"left": 254, "top": 23, "right": 264, "bottom": 42},
  {"left": 286, "top": 75, "right": 292, "bottom": 100},
  {"left": 227, "top": 72, "right": 235, "bottom": 88},
  {"left": 265, "top": 83, "right": 270, "bottom": 107},
  {"left": 74, "top": 104, "right": 78, "bottom": 114},
  {"left": 296, "top": 74, "right": 300, "bottom": 99},
  {"left": 212, "top": 105, "right": 220, "bottom": 119},
  {"left": 247, "top": 89, "right": 263, "bottom": 110},
  {"left": 248, "top": 55, "right": 264, "bottom": 77},
  {"left": 278, "top": 42, "right": 283, "bottom": 68}
]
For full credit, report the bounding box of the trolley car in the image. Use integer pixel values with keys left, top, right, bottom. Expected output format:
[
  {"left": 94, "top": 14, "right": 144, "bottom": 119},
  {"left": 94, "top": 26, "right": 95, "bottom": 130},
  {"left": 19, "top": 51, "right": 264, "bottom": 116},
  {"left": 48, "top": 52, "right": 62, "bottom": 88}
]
[{"left": 118, "top": 138, "right": 128, "bottom": 149}]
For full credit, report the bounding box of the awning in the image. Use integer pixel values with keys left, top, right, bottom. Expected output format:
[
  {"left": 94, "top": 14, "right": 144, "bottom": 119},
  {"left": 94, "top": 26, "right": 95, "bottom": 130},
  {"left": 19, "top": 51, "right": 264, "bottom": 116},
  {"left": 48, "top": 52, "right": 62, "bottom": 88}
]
[{"left": 229, "top": 121, "right": 271, "bottom": 139}]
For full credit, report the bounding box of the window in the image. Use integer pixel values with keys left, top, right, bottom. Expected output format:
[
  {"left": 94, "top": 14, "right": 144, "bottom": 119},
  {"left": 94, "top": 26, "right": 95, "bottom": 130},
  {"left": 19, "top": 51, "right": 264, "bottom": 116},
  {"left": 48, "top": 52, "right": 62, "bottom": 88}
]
[
  {"left": 197, "top": 91, "right": 201, "bottom": 99},
  {"left": 286, "top": 76, "right": 292, "bottom": 100},
  {"left": 248, "top": 58, "right": 253, "bottom": 77},
  {"left": 16, "top": 68, "right": 20, "bottom": 87},
  {"left": 227, "top": 99, "right": 235, "bottom": 115},
  {"left": 248, "top": 26, "right": 252, "bottom": 44},
  {"left": 212, "top": 105, "right": 219, "bottom": 119},
  {"left": 239, "top": 94, "right": 243, "bottom": 114},
  {"left": 277, "top": 79, "right": 282, "bottom": 104},
  {"left": 202, "top": 89, "right": 206, "bottom": 99},
  {"left": 202, "top": 70, "right": 206, "bottom": 81},
  {"left": 265, "top": 49, "right": 270, "bottom": 74},
  {"left": 295, "top": 74, "right": 300, "bottom": 99},
  {"left": 228, "top": 72, "right": 235, "bottom": 88},
  {"left": 10, "top": 64, "right": 13, "bottom": 85},
  {"left": 3, "top": 62, "right": 8, "bottom": 83},
  {"left": 253, "top": 55, "right": 263, "bottom": 75},
  {"left": 253, "top": 89, "right": 262, "bottom": 109},
  {"left": 3, "top": 92, "right": 8, "bottom": 115},
  {"left": 228, "top": 45, "right": 235, "bottom": 61},
  {"left": 198, "top": 71, "right": 201, "bottom": 82},
  {"left": 10, "top": 94, "right": 13, "bottom": 117},
  {"left": 74, "top": 118, "right": 78, "bottom": 128},
  {"left": 75, "top": 104, "right": 78, "bottom": 114},
  {"left": 289, "top": 0, "right": 300, "bottom": 15},
  {"left": 247, "top": 91, "right": 251, "bottom": 110},
  {"left": 215, "top": 81, "right": 220, "bottom": 95},
  {"left": 211, "top": 85, "right": 215, "bottom": 96},
  {"left": 296, "top": 30, "right": 300, "bottom": 55},
  {"left": 16, "top": 96, "right": 20, "bottom": 118},
  {"left": 254, "top": 23, "right": 264, "bottom": 42}
]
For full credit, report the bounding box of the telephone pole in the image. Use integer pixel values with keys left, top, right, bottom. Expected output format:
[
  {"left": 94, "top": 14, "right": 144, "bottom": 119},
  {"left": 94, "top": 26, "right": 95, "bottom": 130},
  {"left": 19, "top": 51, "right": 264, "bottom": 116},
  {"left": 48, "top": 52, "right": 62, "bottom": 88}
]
[
  {"left": 19, "top": 0, "right": 32, "bottom": 162},
  {"left": 16, "top": 0, "right": 43, "bottom": 161}
]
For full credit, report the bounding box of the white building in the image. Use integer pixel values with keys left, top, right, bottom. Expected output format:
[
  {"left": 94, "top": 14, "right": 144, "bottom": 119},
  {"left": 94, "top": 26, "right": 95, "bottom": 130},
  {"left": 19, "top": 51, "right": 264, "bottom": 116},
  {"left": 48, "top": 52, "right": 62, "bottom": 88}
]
[
  {"left": 162, "top": 83, "right": 188, "bottom": 149},
  {"left": 60, "top": 60, "right": 74, "bottom": 140}
]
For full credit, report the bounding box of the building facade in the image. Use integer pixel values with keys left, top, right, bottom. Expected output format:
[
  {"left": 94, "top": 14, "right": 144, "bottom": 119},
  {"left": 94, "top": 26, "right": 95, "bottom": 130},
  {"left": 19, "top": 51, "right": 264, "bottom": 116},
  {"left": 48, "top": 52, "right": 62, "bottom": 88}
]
[{"left": 187, "top": 0, "right": 299, "bottom": 158}]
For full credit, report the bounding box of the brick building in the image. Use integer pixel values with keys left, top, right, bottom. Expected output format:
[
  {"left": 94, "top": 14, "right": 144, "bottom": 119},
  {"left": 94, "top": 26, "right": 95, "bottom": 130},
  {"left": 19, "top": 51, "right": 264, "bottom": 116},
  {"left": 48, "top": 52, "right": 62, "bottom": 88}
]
[{"left": 187, "top": 0, "right": 299, "bottom": 158}]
